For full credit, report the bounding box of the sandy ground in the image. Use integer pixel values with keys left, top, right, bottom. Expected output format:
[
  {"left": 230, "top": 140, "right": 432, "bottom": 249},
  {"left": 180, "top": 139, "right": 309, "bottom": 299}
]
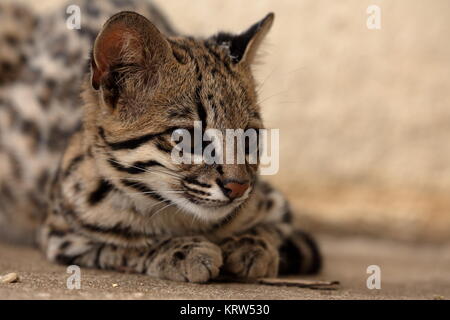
[{"left": 1, "top": 235, "right": 449, "bottom": 300}]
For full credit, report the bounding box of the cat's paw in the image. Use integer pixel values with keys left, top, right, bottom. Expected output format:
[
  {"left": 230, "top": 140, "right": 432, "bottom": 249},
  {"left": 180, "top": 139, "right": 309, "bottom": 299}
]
[
  {"left": 220, "top": 236, "right": 279, "bottom": 279},
  {"left": 149, "top": 237, "right": 223, "bottom": 283}
]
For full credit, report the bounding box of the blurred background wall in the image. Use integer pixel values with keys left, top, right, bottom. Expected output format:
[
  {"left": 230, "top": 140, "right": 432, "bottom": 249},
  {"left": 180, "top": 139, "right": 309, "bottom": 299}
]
[{"left": 27, "top": 0, "right": 450, "bottom": 242}]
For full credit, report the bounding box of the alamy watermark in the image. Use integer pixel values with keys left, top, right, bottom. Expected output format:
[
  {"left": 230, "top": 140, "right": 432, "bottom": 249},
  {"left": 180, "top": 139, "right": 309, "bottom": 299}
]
[
  {"left": 170, "top": 122, "right": 279, "bottom": 175},
  {"left": 66, "top": 5, "right": 81, "bottom": 30},
  {"left": 366, "top": 265, "right": 381, "bottom": 289},
  {"left": 366, "top": 5, "right": 381, "bottom": 30},
  {"left": 66, "top": 265, "right": 81, "bottom": 290}
]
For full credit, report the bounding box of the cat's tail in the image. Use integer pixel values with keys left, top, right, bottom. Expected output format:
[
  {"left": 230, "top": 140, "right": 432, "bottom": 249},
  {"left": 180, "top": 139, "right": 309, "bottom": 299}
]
[
  {"left": 279, "top": 230, "right": 323, "bottom": 275},
  {"left": 0, "top": 2, "right": 37, "bottom": 85}
]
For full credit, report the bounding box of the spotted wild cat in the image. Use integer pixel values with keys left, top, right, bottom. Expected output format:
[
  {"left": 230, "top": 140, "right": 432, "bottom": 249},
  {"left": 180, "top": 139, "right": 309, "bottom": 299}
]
[{"left": 0, "top": 0, "right": 321, "bottom": 282}]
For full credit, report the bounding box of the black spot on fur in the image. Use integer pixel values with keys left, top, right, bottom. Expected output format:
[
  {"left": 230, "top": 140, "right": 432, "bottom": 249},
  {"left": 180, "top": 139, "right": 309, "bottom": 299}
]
[
  {"left": 48, "top": 229, "right": 67, "bottom": 237},
  {"left": 81, "top": 222, "right": 147, "bottom": 241},
  {"left": 265, "top": 199, "right": 274, "bottom": 211},
  {"left": 282, "top": 207, "right": 293, "bottom": 223},
  {"left": 173, "top": 251, "right": 186, "bottom": 260},
  {"left": 216, "top": 165, "right": 224, "bottom": 175},
  {"left": 59, "top": 240, "right": 72, "bottom": 250},
  {"left": 64, "top": 154, "right": 84, "bottom": 178},
  {"left": 88, "top": 179, "right": 113, "bottom": 205},
  {"left": 5, "top": 34, "right": 19, "bottom": 47}
]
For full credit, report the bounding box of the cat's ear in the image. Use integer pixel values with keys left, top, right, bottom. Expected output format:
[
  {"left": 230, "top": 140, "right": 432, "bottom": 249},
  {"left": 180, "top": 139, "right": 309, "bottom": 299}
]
[
  {"left": 213, "top": 13, "right": 274, "bottom": 64},
  {"left": 91, "top": 11, "right": 172, "bottom": 90}
]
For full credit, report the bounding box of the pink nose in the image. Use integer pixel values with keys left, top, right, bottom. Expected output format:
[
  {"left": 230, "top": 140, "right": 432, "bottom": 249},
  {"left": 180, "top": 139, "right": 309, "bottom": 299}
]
[{"left": 224, "top": 182, "right": 250, "bottom": 199}]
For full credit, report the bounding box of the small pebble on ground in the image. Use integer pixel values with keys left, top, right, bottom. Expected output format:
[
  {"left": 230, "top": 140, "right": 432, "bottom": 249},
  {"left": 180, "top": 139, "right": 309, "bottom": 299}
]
[{"left": 0, "top": 272, "right": 20, "bottom": 284}]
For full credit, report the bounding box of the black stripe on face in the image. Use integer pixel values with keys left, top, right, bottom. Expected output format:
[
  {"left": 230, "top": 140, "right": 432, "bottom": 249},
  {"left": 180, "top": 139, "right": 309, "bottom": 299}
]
[
  {"left": 108, "top": 157, "right": 164, "bottom": 174},
  {"left": 153, "top": 136, "right": 174, "bottom": 154},
  {"left": 184, "top": 177, "right": 211, "bottom": 188},
  {"left": 195, "top": 87, "right": 208, "bottom": 127},
  {"left": 98, "top": 127, "right": 172, "bottom": 151},
  {"left": 182, "top": 182, "right": 211, "bottom": 197},
  {"left": 88, "top": 179, "right": 113, "bottom": 205},
  {"left": 63, "top": 154, "right": 84, "bottom": 178},
  {"left": 121, "top": 179, "right": 167, "bottom": 203}
]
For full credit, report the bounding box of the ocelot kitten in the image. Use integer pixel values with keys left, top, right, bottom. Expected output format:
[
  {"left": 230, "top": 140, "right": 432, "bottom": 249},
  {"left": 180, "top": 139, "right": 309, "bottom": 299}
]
[{"left": 0, "top": 0, "right": 321, "bottom": 282}]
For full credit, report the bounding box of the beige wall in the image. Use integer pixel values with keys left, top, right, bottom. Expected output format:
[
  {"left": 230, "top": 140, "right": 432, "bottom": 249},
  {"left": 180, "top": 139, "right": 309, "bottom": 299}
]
[{"left": 30, "top": 0, "right": 450, "bottom": 242}]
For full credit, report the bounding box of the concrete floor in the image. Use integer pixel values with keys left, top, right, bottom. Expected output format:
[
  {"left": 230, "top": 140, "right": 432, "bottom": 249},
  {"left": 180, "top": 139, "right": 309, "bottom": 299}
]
[{"left": 0, "top": 235, "right": 449, "bottom": 300}]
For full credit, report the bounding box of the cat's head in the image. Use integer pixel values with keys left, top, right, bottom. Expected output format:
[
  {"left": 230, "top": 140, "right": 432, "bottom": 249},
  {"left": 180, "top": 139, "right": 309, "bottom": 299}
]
[{"left": 85, "top": 11, "right": 274, "bottom": 222}]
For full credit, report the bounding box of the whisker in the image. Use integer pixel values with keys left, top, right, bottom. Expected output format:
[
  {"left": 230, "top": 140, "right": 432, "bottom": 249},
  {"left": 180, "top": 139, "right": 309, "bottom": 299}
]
[
  {"left": 256, "top": 65, "right": 278, "bottom": 94},
  {"left": 146, "top": 198, "right": 172, "bottom": 211},
  {"left": 123, "top": 191, "right": 184, "bottom": 196},
  {"left": 257, "top": 89, "right": 289, "bottom": 105},
  {"left": 108, "top": 177, "right": 157, "bottom": 182},
  {"left": 148, "top": 202, "right": 178, "bottom": 222}
]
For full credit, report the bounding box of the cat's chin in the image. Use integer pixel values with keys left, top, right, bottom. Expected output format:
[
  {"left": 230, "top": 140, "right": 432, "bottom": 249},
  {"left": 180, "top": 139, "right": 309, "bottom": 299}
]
[{"left": 171, "top": 197, "right": 243, "bottom": 223}]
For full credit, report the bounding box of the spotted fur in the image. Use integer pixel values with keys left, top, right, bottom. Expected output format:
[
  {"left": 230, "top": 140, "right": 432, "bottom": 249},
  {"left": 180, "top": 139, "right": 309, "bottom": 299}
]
[
  {"left": 0, "top": 3, "right": 36, "bottom": 85},
  {"left": 0, "top": 0, "right": 321, "bottom": 282}
]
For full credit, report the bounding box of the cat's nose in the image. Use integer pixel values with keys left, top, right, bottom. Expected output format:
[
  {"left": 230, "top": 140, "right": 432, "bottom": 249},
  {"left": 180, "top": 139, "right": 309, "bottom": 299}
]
[{"left": 222, "top": 180, "right": 250, "bottom": 199}]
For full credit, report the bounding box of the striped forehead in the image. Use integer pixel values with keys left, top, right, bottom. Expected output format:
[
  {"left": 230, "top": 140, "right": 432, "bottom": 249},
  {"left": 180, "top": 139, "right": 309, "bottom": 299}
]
[{"left": 166, "top": 38, "right": 260, "bottom": 129}]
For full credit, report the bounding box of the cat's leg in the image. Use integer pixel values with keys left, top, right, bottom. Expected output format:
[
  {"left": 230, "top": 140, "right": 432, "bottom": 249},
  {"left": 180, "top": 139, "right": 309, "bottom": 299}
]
[
  {"left": 39, "top": 226, "right": 223, "bottom": 283},
  {"left": 219, "top": 181, "right": 322, "bottom": 279},
  {"left": 219, "top": 226, "right": 280, "bottom": 278},
  {"left": 220, "top": 223, "right": 321, "bottom": 278}
]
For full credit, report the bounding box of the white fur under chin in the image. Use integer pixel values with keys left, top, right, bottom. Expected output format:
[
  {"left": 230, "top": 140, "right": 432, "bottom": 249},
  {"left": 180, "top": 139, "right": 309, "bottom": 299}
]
[{"left": 166, "top": 194, "right": 243, "bottom": 223}]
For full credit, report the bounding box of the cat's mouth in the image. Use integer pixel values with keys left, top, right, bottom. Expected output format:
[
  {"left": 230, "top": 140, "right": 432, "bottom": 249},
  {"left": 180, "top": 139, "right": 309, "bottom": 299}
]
[
  {"left": 165, "top": 189, "right": 251, "bottom": 222},
  {"left": 182, "top": 193, "right": 248, "bottom": 208}
]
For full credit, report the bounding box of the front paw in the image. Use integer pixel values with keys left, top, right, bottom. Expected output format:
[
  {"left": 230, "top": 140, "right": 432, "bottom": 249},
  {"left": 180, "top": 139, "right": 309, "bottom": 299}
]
[
  {"left": 220, "top": 236, "right": 279, "bottom": 279},
  {"left": 148, "top": 237, "right": 223, "bottom": 283}
]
